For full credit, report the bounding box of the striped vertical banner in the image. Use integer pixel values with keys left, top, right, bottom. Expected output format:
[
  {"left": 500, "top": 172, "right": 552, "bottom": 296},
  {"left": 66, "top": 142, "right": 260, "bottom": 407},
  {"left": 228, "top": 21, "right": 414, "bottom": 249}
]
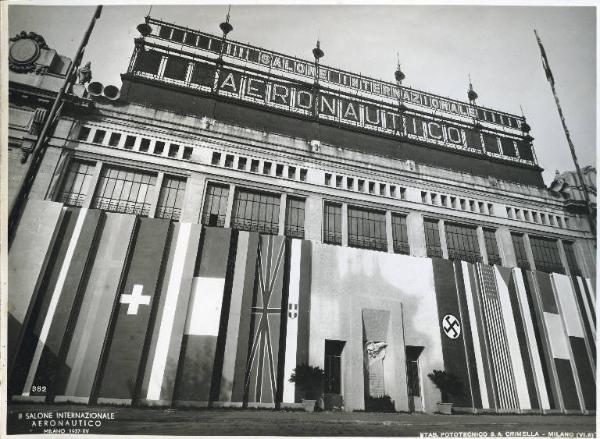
[
  {"left": 8, "top": 200, "right": 64, "bottom": 382},
  {"left": 477, "top": 264, "right": 519, "bottom": 411},
  {"left": 18, "top": 208, "right": 102, "bottom": 401},
  {"left": 219, "top": 231, "right": 259, "bottom": 403},
  {"left": 96, "top": 217, "right": 171, "bottom": 404},
  {"left": 461, "top": 262, "right": 490, "bottom": 409},
  {"left": 53, "top": 213, "right": 137, "bottom": 403},
  {"left": 139, "top": 222, "right": 202, "bottom": 405},
  {"left": 494, "top": 266, "right": 532, "bottom": 410},
  {"left": 453, "top": 261, "right": 482, "bottom": 409},
  {"left": 243, "top": 235, "right": 286, "bottom": 405},
  {"left": 551, "top": 274, "right": 594, "bottom": 410},
  {"left": 511, "top": 268, "right": 550, "bottom": 411},
  {"left": 174, "top": 227, "right": 233, "bottom": 406},
  {"left": 573, "top": 276, "right": 596, "bottom": 348}
]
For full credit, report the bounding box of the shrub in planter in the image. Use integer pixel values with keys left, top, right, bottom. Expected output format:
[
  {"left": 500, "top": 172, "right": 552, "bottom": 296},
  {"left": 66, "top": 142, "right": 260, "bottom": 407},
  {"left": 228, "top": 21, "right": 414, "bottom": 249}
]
[
  {"left": 289, "top": 364, "right": 325, "bottom": 411},
  {"left": 427, "top": 370, "right": 464, "bottom": 414},
  {"left": 365, "top": 395, "right": 396, "bottom": 412}
]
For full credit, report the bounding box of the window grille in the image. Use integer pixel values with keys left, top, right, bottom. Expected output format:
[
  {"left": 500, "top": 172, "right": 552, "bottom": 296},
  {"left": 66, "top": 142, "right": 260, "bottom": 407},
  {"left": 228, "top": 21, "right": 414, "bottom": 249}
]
[
  {"left": 424, "top": 219, "right": 443, "bottom": 258},
  {"left": 201, "top": 183, "right": 229, "bottom": 227},
  {"left": 563, "top": 241, "right": 581, "bottom": 276},
  {"left": 323, "top": 202, "right": 342, "bottom": 245},
  {"left": 156, "top": 176, "right": 186, "bottom": 221},
  {"left": 56, "top": 160, "right": 96, "bottom": 207},
  {"left": 511, "top": 233, "right": 530, "bottom": 270},
  {"left": 392, "top": 213, "right": 410, "bottom": 255},
  {"left": 92, "top": 129, "right": 106, "bottom": 144},
  {"left": 109, "top": 132, "right": 121, "bottom": 146},
  {"left": 285, "top": 197, "right": 305, "bottom": 239},
  {"left": 483, "top": 228, "right": 501, "bottom": 265},
  {"left": 347, "top": 206, "right": 387, "bottom": 252},
  {"left": 530, "top": 236, "right": 564, "bottom": 274},
  {"left": 168, "top": 144, "right": 179, "bottom": 158},
  {"left": 139, "top": 138, "right": 150, "bottom": 152},
  {"left": 91, "top": 166, "right": 156, "bottom": 216},
  {"left": 445, "top": 222, "right": 481, "bottom": 263},
  {"left": 231, "top": 188, "right": 280, "bottom": 235},
  {"left": 78, "top": 126, "right": 91, "bottom": 141},
  {"left": 124, "top": 135, "right": 136, "bottom": 149}
]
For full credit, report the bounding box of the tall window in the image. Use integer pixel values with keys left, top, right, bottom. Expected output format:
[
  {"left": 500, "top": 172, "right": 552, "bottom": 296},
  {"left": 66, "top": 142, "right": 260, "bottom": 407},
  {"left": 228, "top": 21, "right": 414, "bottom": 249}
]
[
  {"left": 563, "top": 241, "right": 581, "bottom": 276},
  {"left": 347, "top": 206, "right": 387, "bottom": 252},
  {"left": 424, "top": 219, "right": 443, "bottom": 258},
  {"left": 201, "top": 183, "right": 229, "bottom": 227},
  {"left": 56, "top": 160, "right": 96, "bottom": 207},
  {"left": 91, "top": 166, "right": 156, "bottom": 216},
  {"left": 231, "top": 188, "right": 280, "bottom": 235},
  {"left": 530, "top": 236, "right": 564, "bottom": 274},
  {"left": 323, "top": 202, "right": 342, "bottom": 245},
  {"left": 285, "top": 197, "right": 305, "bottom": 239},
  {"left": 484, "top": 228, "right": 502, "bottom": 265},
  {"left": 511, "top": 233, "right": 530, "bottom": 270},
  {"left": 445, "top": 222, "right": 481, "bottom": 263},
  {"left": 392, "top": 213, "right": 410, "bottom": 255},
  {"left": 156, "top": 176, "right": 186, "bottom": 221}
]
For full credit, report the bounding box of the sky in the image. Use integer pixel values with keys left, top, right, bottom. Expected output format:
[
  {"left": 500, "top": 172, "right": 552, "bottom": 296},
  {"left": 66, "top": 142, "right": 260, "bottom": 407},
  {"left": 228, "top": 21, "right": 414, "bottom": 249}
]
[{"left": 8, "top": 2, "right": 596, "bottom": 185}]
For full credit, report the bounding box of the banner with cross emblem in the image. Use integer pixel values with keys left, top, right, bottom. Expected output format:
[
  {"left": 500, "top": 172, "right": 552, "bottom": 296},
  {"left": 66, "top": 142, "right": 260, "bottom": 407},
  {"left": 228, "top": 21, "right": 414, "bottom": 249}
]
[{"left": 97, "top": 218, "right": 171, "bottom": 403}]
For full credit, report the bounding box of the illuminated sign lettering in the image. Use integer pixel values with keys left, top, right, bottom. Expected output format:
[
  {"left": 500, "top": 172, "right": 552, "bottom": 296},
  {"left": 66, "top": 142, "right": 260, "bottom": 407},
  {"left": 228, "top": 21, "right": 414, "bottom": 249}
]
[{"left": 148, "top": 18, "right": 524, "bottom": 131}]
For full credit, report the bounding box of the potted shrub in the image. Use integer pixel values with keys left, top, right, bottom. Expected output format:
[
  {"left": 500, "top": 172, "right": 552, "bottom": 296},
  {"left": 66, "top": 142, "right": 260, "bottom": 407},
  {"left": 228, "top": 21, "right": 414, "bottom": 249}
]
[
  {"left": 289, "top": 364, "right": 325, "bottom": 412},
  {"left": 427, "top": 370, "right": 463, "bottom": 415}
]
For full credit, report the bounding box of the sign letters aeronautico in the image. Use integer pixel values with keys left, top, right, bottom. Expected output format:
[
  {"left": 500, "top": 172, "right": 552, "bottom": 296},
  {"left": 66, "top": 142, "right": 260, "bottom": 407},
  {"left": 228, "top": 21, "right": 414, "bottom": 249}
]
[
  {"left": 149, "top": 18, "right": 524, "bottom": 131},
  {"left": 209, "top": 67, "right": 532, "bottom": 164}
]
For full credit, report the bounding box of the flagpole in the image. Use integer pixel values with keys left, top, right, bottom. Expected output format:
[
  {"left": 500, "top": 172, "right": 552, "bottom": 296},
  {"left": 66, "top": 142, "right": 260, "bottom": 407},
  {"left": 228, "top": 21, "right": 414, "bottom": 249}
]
[
  {"left": 534, "top": 29, "right": 596, "bottom": 235},
  {"left": 8, "top": 5, "right": 103, "bottom": 242}
]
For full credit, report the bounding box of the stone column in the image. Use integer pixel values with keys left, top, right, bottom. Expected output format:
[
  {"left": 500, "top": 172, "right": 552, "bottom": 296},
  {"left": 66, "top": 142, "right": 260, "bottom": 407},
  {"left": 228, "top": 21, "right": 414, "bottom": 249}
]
[
  {"left": 304, "top": 194, "right": 323, "bottom": 242},
  {"left": 278, "top": 193, "right": 287, "bottom": 236},
  {"left": 406, "top": 212, "right": 426, "bottom": 257},
  {"left": 82, "top": 161, "right": 103, "bottom": 208},
  {"left": 148, "top": 172, "right": 165, "bottom": 219},
  {"left": 224, "top": 183, "right": 236, "bottom": 228},
  {"left": 477, "top": 226, "right": 488, "bottom": 265},
  {"left": 341, "top": 203, "right": 349, "bottom": 247},
  {"left": 496, "top": 226, "right": 517, "bottom": 267},
  {"left": 179, "top": 174, "right": 206, "bottom": 224},
  {"left": 556, "top": 239, "right": 571, "bottom": 276},
  {"left": 438, "top": 219, "right": 448, "bottom": 259},
  {"left": 522, "top": 233, "right": 537, "bottom": 271},
  {"left": 385, "top": 211, "right": 394, "bottom": 253}
]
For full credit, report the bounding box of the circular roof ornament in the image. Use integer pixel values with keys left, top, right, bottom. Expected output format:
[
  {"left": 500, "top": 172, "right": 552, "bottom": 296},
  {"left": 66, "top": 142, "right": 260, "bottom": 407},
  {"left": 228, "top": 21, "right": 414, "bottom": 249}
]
[
  {"left": 9, "top": 31, "right": 48, "bottom": 73},
  {"left": 10, "top": 39, "right": 40, "bottom": 65}
]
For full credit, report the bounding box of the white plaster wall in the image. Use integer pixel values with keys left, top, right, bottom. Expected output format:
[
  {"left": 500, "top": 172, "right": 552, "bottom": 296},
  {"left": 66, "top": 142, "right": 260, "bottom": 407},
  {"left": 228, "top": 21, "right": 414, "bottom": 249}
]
[{"left": 309, "top": 243, "right": 444, "bottom": 413}]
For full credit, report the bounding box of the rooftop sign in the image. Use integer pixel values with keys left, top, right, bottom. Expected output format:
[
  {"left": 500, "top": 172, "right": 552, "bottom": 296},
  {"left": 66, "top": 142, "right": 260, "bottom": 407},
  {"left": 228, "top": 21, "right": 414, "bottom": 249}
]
[{"left": 146, "top": 17, "right": 526, "bottom": 131}]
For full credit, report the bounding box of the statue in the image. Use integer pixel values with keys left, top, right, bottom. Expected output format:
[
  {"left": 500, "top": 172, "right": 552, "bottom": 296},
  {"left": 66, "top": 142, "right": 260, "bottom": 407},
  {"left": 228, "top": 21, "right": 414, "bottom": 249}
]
[{"left": 77, "top": 61, "right": 92, "bottom": 85}]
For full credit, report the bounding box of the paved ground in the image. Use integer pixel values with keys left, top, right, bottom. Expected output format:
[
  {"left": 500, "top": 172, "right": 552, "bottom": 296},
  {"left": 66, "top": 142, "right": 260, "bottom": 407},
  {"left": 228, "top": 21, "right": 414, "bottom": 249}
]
[{"left": 7, "top": 403, "right": 597, "bottom": 436}]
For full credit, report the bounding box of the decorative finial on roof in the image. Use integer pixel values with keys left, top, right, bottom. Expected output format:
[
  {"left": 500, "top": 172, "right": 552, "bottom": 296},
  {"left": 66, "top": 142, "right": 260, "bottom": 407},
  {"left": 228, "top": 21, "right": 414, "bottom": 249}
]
[
  {"left": 519, "top": 105, "right": 531, "bottom": 134},
  {"left": 220, "top": 5, "right": 233, "bottom": 36},
  {"left": 467, "top": 74, "right": 478, "bottom": 105},
  {"left": 394, "top": 52, "right": 405, "bottom": 85},
  {"left": 313, "top": 39, "right": 324, "bottom": 60}
]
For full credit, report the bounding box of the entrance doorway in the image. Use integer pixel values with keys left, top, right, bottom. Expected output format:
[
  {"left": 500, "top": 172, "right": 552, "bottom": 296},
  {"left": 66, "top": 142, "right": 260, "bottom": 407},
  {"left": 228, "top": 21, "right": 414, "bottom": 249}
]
[
  {"left": 324, "top": 340, "right": 345, "bottom": 410},
  {"left": 406, "top": 346, "right": 424, "bottom": 412}
]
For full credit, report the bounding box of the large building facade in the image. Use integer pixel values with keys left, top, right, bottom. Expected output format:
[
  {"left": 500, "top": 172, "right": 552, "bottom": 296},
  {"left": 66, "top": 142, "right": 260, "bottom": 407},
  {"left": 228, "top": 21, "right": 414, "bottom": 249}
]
[{"left": 7, "top": 17, "right": 596, "bottom": 415}]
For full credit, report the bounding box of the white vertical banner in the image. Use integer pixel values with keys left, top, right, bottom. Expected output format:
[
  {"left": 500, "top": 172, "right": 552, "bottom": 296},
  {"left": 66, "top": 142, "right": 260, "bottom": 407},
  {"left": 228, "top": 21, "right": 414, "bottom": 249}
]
[{"left": 282, "top": 239, "right": 301, "bottom": 403}]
